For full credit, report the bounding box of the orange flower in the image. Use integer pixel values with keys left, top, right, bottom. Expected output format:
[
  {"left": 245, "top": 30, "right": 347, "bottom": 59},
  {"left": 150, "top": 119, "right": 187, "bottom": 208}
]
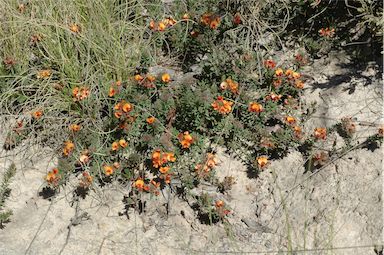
[
  {"left": 69, "top": 23, "right": 81, "bottom": 33},
  {"left": 46, "top": 168, "right": 60, "bottom": 186},
  {"left": 210, "top": 17, "right": 220, "bottom": 29},
  {"left": 149, "top": 20, "right": 156, "bottom": 30},
  {"left": 164, "top": 174, "right": 172, "bottom": 184},
  {"left": 178, "top": 131, "right": 194, "bottom": 149},
  {"left": 273, "top": 79, "right": 282, "bottom": 88},
  {"left": 293, "top": 126, "right": 302, "bottom": 138},
  {"left": 248, "top": 102, "right": 263, "bottom": 113},
  {"left": 119, "top": 139, "right": 128, "bottom": 148},
  {"left": 212, "top": 96, "right": 233, "bottom": 115},
  {"left": 285, "top": 116, "right": 296, "bottom": 125},
  {"left": 379, "top": 126, "right": 384, "bottom": 137},
  {"left": 225, "top": 78, "right": 239, "bottom": 94},
  {"left": 79, "top": 172, "right": 93, "bottom": 188},
  {"left": 161, "top": 73, "right": 171, "bottom": 83},
  {"left": 182, "top": 13, "right": 190, "bottom": 19},
  {"left": 69, "top": 124, "right": 81, "bottom": 132},
  {"left": 146, "top": 74, "right": 156, "bottom": 82},
  {"left": 63, "top": 140, "right": 75, "bottom": 156},
  {"left": 264, "top": 59, "right": 276, "bottom": 69},
  {"left": 158, "top": 22, "right": 166, "bottom": 31},
  {"left": 114, "top": 111, "right": 123, "bottom": 119},
  {"left": 152, "top": 150, "right": 176, "bottom": 168},
  {"left": 104, "top": 165, "right": 114, "bottom": 176},
  {"left": 72, "top": 86, "right": 90, "bottom": 101},
  {"left": 233, "top": 13, "right": 242, "bottom": 25},
  {"left": 292, "top": 72, "right": 301, "bottom": 79},
  {"left": 134, "top": 74, "right": 143, "bottom": 82},
  {"left": 32, "top": 110, "right": 43, "bottom": 119},
  {"left": 285, "top": 69, "right": 294, "bottom": 77},
  {"left": 295, "top": 80, "right": 304, "bottom": 89},
  {"left": 165, "top": 152, "right": 176, "bottom": 162},
  {"left": 111, "top": 141, "right": 119, "bottom": 151},
  {"left": 314, "top": 127, "right": 327, "bottom": 140},
  {"left": 257, "top": 156, "right": 268, "bottom": 169},
  {"left": 108, "top": 86, "right": 116, "bottom": 97},
  {"left": 215, "top": 200, "right": 224, "bottom": 208},
  {"left": 266, "top": 93, "right": 282, "bottom": 102},
  {"left": 159, "top": 166, "right": 170, "bottom": 174},
  {"left": 146, "top": 116, "right": 155, "bottom": 124},
  {"left": 201, "top": 13, "right": 212, "bottom": 25},
  {"left": 275, "top": 68, "right": 283, "bottom": 76},
  {"left": 122, "top": 103, "right": 133, "bottom": 113},
  {"left": 36, "top": 69, "right": 52, "bottom": 79},
  {"left": 152, "top": 150, "right": 163, "bottom": 168},
  {"left": 134, "top": 179, "right": 145, "bottom": 190}
]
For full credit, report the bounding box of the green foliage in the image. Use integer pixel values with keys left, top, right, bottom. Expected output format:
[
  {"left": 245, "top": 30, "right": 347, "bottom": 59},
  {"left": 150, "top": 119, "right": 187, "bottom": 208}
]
[{"left": 0, "top": 163, "right": 16, "bottom": 228}]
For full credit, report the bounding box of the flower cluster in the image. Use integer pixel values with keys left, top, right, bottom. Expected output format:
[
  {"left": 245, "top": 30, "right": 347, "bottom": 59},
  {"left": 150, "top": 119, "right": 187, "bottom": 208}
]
[
  {"left": 134, "top": 73, "right": 156, "bottom": 88},
  {"left": 103, "top": 162, "right": 120, "bottom": 176},
  {"left": 79, "top": 172, "right": 93, "bottom": 188},
  {"left": 113, "top": 100, "right": 133, "bottom": 119},
  {"left": 215, "top": 200, "right": 230, "bottom": 217},
  {"left": 195, "top": 153, "right": 218, "bottom": 177},
  {"left": 212, "top": 96, "right": 233, "bottom": 115},
  {"left": 314, "top": 127, "right": 327, "bottom": 140},
  {"left": 274, "top": 67, "right": 304, "bottom": 89},
  {"left": 108, "top": 80, "right": 122, "bottom": 97},
  {"left": 178, "top": 131, "right": 194, "bottom": 149},
  {"left": 319, "top": 27, "right": 335, "bottom": 38},
  {"left": 152, "top": 150, "right": 176, "bottom": 168},
  {"left": 200, "top": 13, "right": 221, "bottom": 29},
  {"left": 220, "top": 78, "right": 239, "bottom": 94},
  {"left": 111, "top": 139, "right": 128, "bottom": 151},
  {"left": 149, "top": 17, "right": 177, "bottom": 32},
  {"left": 63, "top": 140, "right": 75, "bottom": 156},
  {"left": 72, "top": 86, "right": 90, "bottom": 101},
  {"left": 46, "top": 168, "right": 61, "bottom": 187},
  {"left": 133, "top": 178, "right": 161, "bottom": 195}
]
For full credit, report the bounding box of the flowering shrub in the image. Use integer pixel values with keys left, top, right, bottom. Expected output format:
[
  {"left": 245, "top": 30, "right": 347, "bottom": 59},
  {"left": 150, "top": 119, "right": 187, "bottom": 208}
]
[{"left": 0, "top": 0, "right": 382, "bottom": 226}]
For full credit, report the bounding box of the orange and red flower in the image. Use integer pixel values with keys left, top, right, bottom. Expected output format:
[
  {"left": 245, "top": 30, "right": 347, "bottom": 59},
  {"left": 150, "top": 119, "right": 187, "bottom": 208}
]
[
  {"left": 72, "top": 86, "right": 90, "bottom": 101},
  {"left": 319, "top": 27, "right": 335, "bottom": 38},
  {"left": 256, "top": 156, "right": 268, "bottom": 169},
  {"left": 63, "top": 140, "right": 75, "bottom": 156},
  {"left": 69, "top": 124, "right": 81, "bottom": 132},
  {"left": 248, "top": 102, "right": 263, "bottom": 113},
  {"left": 264, "top": 59, "right": 276, "bottom": 69},
  {"left": 46, "top": 168, "right": 61, "bottom": 186},
  {"left": 152, "top": 150, "right": 176, "bottom": 168},
  {"left": 161, "top": 73, "right": 171, "bottom": 83},
  {"left": 314, "top": 127, "right": 327, "bottom": 140},
  {"left": 178, "top": 131, "right": 194, "bottom": 149},
  {"left": 212, "top": 96, "right": 233, "bottom": 115},
  {"left": 146, "top": 116, "right": 156, "bottom": 124}
]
